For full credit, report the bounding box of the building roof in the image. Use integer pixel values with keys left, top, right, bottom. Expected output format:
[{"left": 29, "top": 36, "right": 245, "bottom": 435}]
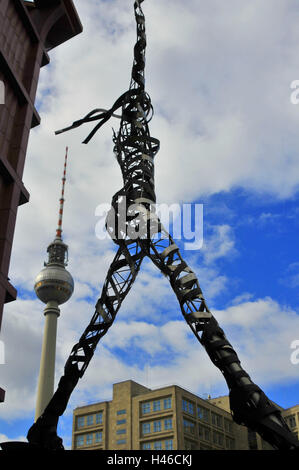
[{"left": 283, "top": 403, "right": 299, "bottom": 413}]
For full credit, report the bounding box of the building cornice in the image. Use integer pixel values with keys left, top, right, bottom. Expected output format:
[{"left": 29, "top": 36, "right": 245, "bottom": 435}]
[{"left": 27, "top": 0, "right": 83, "bottom": 50}]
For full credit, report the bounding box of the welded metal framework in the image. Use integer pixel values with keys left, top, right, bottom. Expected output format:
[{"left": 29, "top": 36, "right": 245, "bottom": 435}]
[{"left": 3, "top": 0, "right": 298, "bottom": 451}]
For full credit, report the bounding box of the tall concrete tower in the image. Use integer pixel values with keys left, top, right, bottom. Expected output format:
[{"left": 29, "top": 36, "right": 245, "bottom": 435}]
[{"left": 34, "top": 147, "right": 74, "bottom": 421}]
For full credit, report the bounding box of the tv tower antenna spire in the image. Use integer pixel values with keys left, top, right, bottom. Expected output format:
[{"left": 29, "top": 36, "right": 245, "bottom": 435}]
[{"left": 55, "top": 146, "right": 68, "bottom": 241}]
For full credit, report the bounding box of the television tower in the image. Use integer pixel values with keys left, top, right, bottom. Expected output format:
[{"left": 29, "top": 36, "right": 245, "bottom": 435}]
[{"left": 34, "top": 147, "right": 74, "bottom": 421}]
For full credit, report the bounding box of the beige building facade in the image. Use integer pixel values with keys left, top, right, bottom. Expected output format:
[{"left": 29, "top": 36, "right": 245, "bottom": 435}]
[
  {"left": 283, "top": 404, "right": 299, "bottom": 443},
  {"left": 71, "top": 380, "right": 284, "bottom": 451}
]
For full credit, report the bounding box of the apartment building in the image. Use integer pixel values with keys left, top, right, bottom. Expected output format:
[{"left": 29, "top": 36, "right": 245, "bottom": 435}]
[{"left": 72, "top": 380, "right": 267, "bottom": 451}]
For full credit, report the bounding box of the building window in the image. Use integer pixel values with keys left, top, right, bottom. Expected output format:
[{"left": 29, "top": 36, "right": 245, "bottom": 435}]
[
  {"left": 182, "top": 399, "right": 188, "bottom": 412},
  {"left": 142, "top": 402, "right": 151, "bottom": 414},
  {"left": 199, "top": 425, "right": 210, "bottom": 441},
  {"left": 154, "top": 441, "right": 162, "bottom": 450},
  {"left": 86, "top": 433, "right": 93, "bottom": 445},
  {"left": 117, "top": 419, "right": 126, "bottom": 425},
  {"left": 197, "top": 406, "right": 209, "bottom": 422},
  {"left": 96, "top": 412, "right": 103, "bottom": 424},
  {"left": 153, "top": 400, "right": 161, "bottom": 412},
  {"left": 95, "top": 432, "right": 102, "bottom": 443},
  {"left": 211, "top": 412, "right": 223, "bottom": 428},
  {"left": 153, "top": 420, "right": 162, "bottom": 433},
  {"left": 76, "top": 435, "right": 84, "bottom": 447},
  {"left": 216, "top": 415, "right": 223, "bottom": 428},
  {"left": 165, "top": 439, "right": 173, "bottom": 450},
  {"left": 142, "top": 422, "right": 151, "bottom": 435},
  {"left": 164, "top": 397, "right": 172, "bottom": 409},
  {"left": 183, "top": 418, "right": 195, "bottom": 434},
  {"left": 212, "top": 413, "right": 223, "bottom": 428},
  {"left": 248, "top": 429, "right": 258, "bottom": 450},
  {"left": 116, "top": 439, "right": 126, "bottom": 445},
  {"left": 213, "top": 431, "right": 224, "bottom": 447},
  {"left": 164, "top": 418, "right": 173, "bottom": 430},
  {"left": 204, "top": 427, "right": 210, "bottom": 442},
  {"left": 86, "top": 415, "right": 94, "bottom": 426},
  {"left": 288, "top": 416, "right": 296, "bottom": 428},
  {"left": 77, "top": 416, "right": 85, "bottom": 429},
  {"left": 185, "top": 440, "right": 192, "bottom": 450},
  {"left": 185, "top": 440, "right": 197, "bottom": 450},
  {"left": 182, "top": 399, "right": 194, "bottom": 415},
  {"left": 142, "top": 442, "right": 151, "bottom": 450},
  {"left": 116, "top": 429, "right": 126, "bottom": 435},
  {"left": 226, "top": 437, "right": 235, "bottom": 449},
  {"left": 224, "top": 418, "right": 233, "bottom": 434},
  {"left": 117, "top": 409, "right": 126, "bottom": 415}
]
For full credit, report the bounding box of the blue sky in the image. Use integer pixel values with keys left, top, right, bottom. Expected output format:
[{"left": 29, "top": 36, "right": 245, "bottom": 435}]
[
  {"left": 202, "top": 189, "right": 299, "bottom": 308},
  {"left": 1, "top": 0, "right": 299, "bottom": 450}
]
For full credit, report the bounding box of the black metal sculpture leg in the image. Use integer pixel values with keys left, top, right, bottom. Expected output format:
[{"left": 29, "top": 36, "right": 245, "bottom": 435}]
[{"left": 138, "top": 215, "right": 299, "bottom": 449}]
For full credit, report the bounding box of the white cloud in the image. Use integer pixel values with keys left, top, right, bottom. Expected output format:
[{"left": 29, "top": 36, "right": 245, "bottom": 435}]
[
  {"left": 2, "top": 290, "right": 298, "bottom": 423},
  {"left": 0, "top": 434, "right": 27, "bottom": 445},
  {"left": 280, "top": 262, "right": 299, "bottom": 290},
  {"left": 231, "top": 292, "right": 254, "bottom": 305},
  {"left": 213, "top": 297, "right": 299, "bottom": 384},
  {"left": 29, "top": 0, "right": 299, "bottom": 212},
  {"left": 201, "top": 224, "right": 237, "bottom": 265}
]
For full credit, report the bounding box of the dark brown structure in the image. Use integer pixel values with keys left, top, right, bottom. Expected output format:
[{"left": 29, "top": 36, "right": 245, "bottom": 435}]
[{"left": 0, "top": 0, "right": 82, "bottom": 402}]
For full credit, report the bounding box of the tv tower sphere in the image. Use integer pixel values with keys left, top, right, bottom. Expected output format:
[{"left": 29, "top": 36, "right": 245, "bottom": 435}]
[{"left": 34, "top": 239, "right": 74, "bottom": 306}]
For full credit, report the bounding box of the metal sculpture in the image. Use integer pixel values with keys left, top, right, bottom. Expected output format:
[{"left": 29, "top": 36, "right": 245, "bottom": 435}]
[{"left": 2, "top": 0, "right": 298, "bottom": 451}]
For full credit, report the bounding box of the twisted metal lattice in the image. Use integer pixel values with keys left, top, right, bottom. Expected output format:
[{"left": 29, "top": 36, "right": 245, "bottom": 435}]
[{"left": 20, "top": 0, "right": 299, "bottom": 450}]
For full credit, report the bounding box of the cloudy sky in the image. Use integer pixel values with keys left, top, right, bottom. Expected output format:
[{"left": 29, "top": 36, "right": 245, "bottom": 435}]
[{"left": 1, "top": 0, "right": 299, "bottom": 449}]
